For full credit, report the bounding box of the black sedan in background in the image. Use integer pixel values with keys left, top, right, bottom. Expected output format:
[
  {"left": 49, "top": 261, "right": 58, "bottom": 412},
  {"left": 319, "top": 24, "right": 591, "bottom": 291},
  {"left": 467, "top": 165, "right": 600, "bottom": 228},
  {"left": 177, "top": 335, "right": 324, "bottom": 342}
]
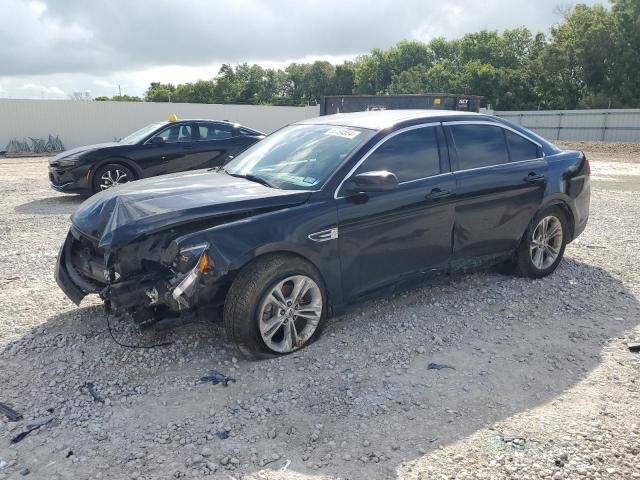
[
  {"left": 48, "top": 119, "right": 264, "bottom": 194},
  {"left": 55, "top": 110, "right": 590, "bottom": 358}
]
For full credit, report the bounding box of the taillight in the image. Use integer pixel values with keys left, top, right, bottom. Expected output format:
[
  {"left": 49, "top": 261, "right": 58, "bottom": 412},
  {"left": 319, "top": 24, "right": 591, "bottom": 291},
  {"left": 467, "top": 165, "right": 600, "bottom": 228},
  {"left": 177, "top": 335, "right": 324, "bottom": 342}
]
[{"left": 584, "top": 154, "right": 591, "bottom": 176}]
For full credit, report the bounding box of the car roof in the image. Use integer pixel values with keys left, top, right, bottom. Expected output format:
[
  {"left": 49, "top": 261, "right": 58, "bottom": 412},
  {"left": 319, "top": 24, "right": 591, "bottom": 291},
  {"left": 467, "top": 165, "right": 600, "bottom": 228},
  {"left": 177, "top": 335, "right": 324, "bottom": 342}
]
[
  {"left": 173, "top": 119, "right": 235, "bottom": 124},
  {"left": 161, "top": 119, "right": 263, "bottom": 134},
  {"left": 296, "top": 109, "right": 485, "bottom": 130}
]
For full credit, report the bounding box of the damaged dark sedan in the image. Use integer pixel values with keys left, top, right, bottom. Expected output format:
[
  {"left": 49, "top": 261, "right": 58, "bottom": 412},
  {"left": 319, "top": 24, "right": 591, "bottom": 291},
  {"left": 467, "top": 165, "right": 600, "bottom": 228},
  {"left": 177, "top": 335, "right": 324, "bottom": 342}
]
[{"left": 55, "top": 110, "right": 590, "bottom": 358}]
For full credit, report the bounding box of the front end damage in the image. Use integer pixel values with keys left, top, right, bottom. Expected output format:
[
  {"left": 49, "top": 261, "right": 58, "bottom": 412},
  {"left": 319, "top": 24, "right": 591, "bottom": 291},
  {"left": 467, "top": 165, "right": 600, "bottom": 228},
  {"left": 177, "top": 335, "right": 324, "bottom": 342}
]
[
  {"left": 55, "top": 228, "right": 227, "bottom": 324},
  {"left": 54, "top": 168, "right": 313, "bottom": 323}
]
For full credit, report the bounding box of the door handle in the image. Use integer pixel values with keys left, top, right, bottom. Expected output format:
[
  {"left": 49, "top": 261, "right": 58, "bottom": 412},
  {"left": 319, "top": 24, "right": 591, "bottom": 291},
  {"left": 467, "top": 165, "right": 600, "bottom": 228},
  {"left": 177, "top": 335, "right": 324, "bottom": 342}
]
[
  {"left": 524, "top": 172, "right": 545, "bottom": 183},
  {"left": 426, "top": 188, "right": 453, "bottom": 200},
  {"left": 183, "top": 145, "right": 194, "bottom": 150}
]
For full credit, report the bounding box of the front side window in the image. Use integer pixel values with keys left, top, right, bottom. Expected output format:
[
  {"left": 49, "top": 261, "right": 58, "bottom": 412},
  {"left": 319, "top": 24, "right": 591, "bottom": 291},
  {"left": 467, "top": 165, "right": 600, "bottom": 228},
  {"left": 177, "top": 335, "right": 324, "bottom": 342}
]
[
  {"left": 354, "top": 127, "right": 440, "bottom": 182},
  {"left": 506, "top": 130, "right": 539, "bottom": 161},
  {"left": 225, "top": 124, "right": 375, "bottom": 190},
  {"left": 120, "top": 122, "right": 166, "bottom": 145},
  {"left": 450, "top": 124, "right": 509, "bottom": 170},
  {"left": 151, "top": 124, "right": 192, "bottom": 144},
  {"left": 198, "top": 123, "right": 233, "bottom": 140}
]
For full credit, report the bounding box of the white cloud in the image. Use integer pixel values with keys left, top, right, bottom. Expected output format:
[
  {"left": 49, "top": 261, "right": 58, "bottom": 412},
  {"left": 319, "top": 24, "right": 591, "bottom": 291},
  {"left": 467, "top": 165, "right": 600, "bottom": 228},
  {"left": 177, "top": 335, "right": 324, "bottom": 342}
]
[
  {"left": 0, "top": 0, "right": 606, "bottom": 99},
  {"left": 21, "top": 83, "right": 66, "bottom": 98},
  {"left": 93, "top": 79, "right": 113, "bottom": 88}
]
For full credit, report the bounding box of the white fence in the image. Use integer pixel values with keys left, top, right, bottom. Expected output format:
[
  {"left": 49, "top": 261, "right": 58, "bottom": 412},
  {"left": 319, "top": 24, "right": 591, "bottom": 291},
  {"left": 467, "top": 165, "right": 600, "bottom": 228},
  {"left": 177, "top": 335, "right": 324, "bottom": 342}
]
[
  {"left": 495, "top": 109, "right": 640, "bottom": 143},
  {"left": 0, "top": 99, "right": 320, "bottom": 150},
  {"left": 3, "top": 100, "right": 639, "bottom": 151}
]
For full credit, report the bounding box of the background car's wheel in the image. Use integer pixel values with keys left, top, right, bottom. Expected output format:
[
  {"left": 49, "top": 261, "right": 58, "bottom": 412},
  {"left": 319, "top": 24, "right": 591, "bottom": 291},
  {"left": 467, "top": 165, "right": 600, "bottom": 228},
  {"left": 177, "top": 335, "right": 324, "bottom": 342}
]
[
  {"left": 515, "top": 206, "right": 568, "bottom": 278},
  {"left": 92, "top": 163, "right": 135, "bottom": 193},
  {"left": 224, "top": 254, "right": 327, "bottom": 360}
]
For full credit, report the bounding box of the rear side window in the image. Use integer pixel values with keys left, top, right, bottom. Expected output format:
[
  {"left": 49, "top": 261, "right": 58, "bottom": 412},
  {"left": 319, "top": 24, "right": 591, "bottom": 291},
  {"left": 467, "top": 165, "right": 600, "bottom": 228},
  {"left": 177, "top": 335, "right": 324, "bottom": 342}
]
[
  {"left": 506, "top": 130, "right": 539, "bottom": 161},
  {"left": 198, "top": 123, "right": 233, "bottom": 140},
  {"left": 450, "top": 124, "right": 509, "bottom": 170},
  {"left": 355, "top": 127, "right": 440, "bottom": 182}
]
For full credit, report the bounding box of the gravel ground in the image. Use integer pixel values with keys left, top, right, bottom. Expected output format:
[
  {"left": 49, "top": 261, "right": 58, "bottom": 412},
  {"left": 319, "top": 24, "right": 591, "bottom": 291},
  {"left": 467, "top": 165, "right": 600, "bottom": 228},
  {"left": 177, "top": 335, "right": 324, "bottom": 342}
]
[{"left": 0, "top": 145, "right": 639, "bottom": 480}]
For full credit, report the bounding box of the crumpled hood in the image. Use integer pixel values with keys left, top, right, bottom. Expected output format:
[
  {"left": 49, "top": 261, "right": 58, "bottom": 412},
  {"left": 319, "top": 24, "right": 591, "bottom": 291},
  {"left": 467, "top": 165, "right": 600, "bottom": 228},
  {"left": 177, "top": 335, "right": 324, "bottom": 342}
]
[
  {"left": 50, "top": 142, "right": 121, "bottom": 162},
  {"left": 71, "top": 170, "right": 311, "bottom": 249}
]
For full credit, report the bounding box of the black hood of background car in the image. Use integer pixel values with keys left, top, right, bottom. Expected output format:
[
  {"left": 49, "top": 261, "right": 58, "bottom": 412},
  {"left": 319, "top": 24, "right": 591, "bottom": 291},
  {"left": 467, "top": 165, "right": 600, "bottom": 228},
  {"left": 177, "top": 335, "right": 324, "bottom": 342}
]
[
  {"left": 50, "top": 142, "right": 122, "bottom": 162},
  {"left": 71, "top": 170, "right": 312, "bottom": 249}
]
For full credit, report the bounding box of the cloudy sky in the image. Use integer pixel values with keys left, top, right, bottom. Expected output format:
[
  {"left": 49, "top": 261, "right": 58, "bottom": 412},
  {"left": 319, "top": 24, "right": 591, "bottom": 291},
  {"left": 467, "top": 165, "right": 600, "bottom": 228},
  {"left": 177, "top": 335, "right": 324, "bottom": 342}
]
[{"left": 0, "top": 0, "right": 603, "bottom": 100}]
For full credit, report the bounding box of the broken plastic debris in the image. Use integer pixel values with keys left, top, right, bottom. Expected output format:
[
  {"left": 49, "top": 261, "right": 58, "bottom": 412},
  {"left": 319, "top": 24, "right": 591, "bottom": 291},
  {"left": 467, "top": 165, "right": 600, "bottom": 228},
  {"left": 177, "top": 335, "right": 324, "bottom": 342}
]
[
  {"left": 0, "top": 402, "right": 23, "bottom": 422},
  {"left": 199, "top": 370, "right": 235, "bottom": 387},
  {"left": 10, "top": 416, "right": 53, "bottom": 444},
  {"left": 628, "top": 342, "right": 640, "bottom": 352},
  {"left": 427, "top": 362, "right": 455, "bottom": 370},
  {"left": 83, "top": 382, "right": 104, "bottom": 403}
]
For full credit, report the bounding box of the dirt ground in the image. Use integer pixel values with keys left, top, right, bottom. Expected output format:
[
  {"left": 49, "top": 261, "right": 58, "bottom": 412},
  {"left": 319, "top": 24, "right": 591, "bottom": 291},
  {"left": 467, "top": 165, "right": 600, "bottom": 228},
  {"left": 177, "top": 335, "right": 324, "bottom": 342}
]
[{"left": 1, "top": 142, "right": 639, "bottom": 480}]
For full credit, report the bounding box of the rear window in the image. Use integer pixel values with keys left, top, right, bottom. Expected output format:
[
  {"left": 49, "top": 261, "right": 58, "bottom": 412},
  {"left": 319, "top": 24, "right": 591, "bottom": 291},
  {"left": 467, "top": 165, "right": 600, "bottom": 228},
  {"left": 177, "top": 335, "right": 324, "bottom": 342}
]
[
  {"left": 450, "top": 124, "right": 509, "bottom": 170},
  {"left": 506, "top": 130, "right": 539, "bottom": 161}
]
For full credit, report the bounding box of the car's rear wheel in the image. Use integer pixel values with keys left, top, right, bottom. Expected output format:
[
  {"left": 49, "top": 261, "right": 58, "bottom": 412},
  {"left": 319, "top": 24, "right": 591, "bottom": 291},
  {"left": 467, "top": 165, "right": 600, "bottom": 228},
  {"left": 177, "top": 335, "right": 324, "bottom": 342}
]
[
  {"left": 515, "top": 206, "right": 568, "bottom": 278},
  {"left": 224, "top": 254, "right": 326, "bottom": 359},
  {"left": 92, "top": 163, "right": 135, "bottom": 193}
]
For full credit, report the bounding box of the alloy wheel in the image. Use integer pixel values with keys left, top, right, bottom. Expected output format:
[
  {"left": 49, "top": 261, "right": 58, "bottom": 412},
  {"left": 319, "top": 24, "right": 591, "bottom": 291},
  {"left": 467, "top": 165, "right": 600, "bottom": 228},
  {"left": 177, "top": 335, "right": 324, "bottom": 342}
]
[
  {"left": 258, "top": 275, "right": 322, "bottom": 353},
  {"left": 530, "top": 215, "right": 563, "bottom": 270},
  {"left": 100, "top": 168, "right": 129, "bottom": 190}
]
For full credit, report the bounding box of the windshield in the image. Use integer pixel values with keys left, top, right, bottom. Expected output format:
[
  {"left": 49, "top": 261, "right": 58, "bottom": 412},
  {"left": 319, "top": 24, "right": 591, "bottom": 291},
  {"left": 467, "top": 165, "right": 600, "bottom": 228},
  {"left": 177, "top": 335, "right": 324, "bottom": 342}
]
[
  {"left": 224, "top": 124, "right": 375, "bottom": 190},
  {"left": 119, "top": 122, "right": 167, "bottom": 145}
]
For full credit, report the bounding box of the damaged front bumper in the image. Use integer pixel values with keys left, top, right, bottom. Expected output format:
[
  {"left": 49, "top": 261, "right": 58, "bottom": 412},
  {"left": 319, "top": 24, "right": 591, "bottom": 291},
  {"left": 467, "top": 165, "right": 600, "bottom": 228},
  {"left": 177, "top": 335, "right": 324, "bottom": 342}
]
[{"left": 55, "top": 229, "right": 228, "bottom": 320}]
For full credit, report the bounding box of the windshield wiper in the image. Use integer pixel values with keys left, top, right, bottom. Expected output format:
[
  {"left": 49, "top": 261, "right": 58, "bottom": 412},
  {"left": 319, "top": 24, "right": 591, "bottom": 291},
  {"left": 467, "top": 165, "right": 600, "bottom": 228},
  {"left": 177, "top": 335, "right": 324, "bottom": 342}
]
[{"left": 226, "top": 172, "right": 275, "bottom": 188}]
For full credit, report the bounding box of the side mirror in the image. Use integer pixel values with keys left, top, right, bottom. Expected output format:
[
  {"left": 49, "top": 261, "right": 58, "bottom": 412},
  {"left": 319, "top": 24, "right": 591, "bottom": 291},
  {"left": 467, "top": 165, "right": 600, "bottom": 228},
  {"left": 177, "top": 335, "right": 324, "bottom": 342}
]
[
  {"left": 149, "top": 136, "right": 165, "bottom": 146},
  {"left": 346, "top": 170, "right": 399, "bottom": 193}
]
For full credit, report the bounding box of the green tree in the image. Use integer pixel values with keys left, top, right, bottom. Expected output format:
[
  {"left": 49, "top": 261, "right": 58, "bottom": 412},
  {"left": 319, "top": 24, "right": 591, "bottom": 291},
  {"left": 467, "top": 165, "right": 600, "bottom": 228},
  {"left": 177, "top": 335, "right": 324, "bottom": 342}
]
[
  {"left": 334, "top": 62, "right": 355, "bottom": 95},
  {"left": 95, "top": 94, "right": 142, "bottom": 102},
  {"left": 353, "top": 48, "right": 391, "bottom": 94},
  {"left": 610, "top": 0, "right": 640, "bottom": 107},
  {"left": 303, "top": 61, "right": 336, "bottom": 103},
  {"left": 285, "top": 63, "right": 311, "bottom": 103},
  {"left": 145, "top": 82, "right": 176, "bottom": 102}
]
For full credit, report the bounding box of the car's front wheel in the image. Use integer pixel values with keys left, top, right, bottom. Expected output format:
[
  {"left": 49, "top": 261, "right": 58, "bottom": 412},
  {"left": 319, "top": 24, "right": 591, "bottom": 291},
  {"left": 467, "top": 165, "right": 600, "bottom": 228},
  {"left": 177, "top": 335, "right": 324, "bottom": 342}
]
[
  {"left": 224, "top": 254, "right": 326, "bottom": 359},
  {"left": 515, "top": 206, "right": 568, "bottom": 278},
  {"left": 92, "top": 163, "right": 135, "bottom": 193}
]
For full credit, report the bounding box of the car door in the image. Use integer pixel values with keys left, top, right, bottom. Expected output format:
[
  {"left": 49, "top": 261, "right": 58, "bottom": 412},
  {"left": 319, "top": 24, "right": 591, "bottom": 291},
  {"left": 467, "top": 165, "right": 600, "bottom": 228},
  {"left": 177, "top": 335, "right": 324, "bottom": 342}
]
[
  {"left": 335, "top": 124, "right": 456, "bottom": 301},
  {"left": 186, "top": 122, "right": 241, "bottom": 170},
  {"left": 444, "top": 121, "right": 548, "bottom": 267},
  {"left": 136, "top": 123, "right": 198, "bottom": 177}
]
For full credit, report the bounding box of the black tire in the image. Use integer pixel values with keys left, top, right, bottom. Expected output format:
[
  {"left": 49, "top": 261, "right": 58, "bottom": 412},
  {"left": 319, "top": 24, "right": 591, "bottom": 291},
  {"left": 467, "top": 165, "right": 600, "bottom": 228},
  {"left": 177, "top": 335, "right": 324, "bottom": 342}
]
[
  {"left": 92, "top": 163, "right": 136, "bottom": 193},
  {"left": 224, "top": 254, "right": 327, "bottom": 360},
  {"left": 515, "top": 206, "right": 568, "bottom": 278},
  {"left": 495, "top": 256, "right": 516, "bottom": 275}
]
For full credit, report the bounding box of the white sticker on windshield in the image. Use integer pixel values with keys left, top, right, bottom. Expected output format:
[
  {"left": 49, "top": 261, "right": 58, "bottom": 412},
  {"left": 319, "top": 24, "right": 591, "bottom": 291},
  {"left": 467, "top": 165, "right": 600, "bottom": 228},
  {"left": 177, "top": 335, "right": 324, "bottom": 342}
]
[{"left": 324, "top": 127, "right": 361, "bottom": 139}]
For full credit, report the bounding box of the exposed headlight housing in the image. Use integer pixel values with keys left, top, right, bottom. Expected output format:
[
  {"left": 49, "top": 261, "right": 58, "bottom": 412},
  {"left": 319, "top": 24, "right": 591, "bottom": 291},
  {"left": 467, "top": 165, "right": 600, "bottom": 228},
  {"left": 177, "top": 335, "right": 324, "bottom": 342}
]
[
  {"left": 173, "top": 243, "right": 211, "bottom": 274},
  {"left": 171, "top": 243, "right": 213, "bottom": 308}
]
